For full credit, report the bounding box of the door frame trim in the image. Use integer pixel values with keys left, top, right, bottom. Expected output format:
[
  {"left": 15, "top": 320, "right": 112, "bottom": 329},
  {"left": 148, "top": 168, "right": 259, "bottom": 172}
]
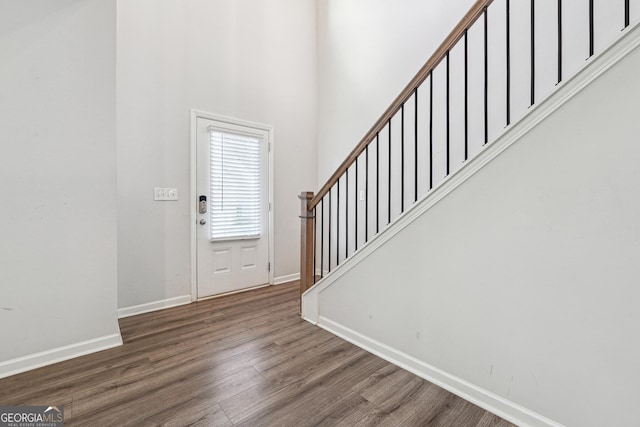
[{"left": 190, "top": 110, "right": 275, "bottom": 301}]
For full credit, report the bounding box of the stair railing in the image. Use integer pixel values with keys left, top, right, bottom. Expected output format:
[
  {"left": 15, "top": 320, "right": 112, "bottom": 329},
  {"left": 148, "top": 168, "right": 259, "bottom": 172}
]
[{"left": 299, "top": 0, "right": 632, "bottom": 302}]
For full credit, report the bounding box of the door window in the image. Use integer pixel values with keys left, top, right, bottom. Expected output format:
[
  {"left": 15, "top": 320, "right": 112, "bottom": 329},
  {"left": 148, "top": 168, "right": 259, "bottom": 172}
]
[{"left": 209, "top": 129, "right": 262, "bottom": 240}]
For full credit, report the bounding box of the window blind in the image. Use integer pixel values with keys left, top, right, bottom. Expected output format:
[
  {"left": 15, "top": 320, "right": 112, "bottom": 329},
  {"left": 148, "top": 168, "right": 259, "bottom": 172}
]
[{"left": 209, "top": 130, "right": 261, "bottom": 240}]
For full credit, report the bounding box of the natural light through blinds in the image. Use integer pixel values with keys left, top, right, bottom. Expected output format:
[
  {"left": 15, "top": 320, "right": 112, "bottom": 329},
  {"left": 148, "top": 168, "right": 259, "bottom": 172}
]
[{"left": 209, "top": 129, "right": 261, "bottom": 240}]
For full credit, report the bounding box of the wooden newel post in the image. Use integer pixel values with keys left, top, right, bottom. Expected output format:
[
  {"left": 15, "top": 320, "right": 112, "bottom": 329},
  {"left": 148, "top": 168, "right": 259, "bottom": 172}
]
[{"left": 299, "top": 191, "right": 315, "bottom": 311}]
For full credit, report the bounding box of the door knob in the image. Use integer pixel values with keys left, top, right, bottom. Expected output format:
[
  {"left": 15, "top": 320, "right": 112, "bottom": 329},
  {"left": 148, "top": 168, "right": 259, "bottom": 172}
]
[{"left": 199, "top": 219, "right": 206, "bottom": 225}]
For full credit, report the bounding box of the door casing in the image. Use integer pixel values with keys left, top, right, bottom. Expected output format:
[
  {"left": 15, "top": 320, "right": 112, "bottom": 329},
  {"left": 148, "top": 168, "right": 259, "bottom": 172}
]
[{"left": 190, "top": 110, "right": 275, "bottom": 301}]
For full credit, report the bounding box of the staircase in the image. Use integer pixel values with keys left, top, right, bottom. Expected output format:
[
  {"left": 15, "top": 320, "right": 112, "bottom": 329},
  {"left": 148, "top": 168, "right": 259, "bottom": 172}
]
[{"left": 298, "top": 1, "right": 640, "bottom": 426}]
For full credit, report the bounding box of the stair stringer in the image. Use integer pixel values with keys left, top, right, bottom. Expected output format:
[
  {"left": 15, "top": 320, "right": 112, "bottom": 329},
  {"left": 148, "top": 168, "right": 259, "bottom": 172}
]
[{"left": 303, "top": 19, "right": 640, "bottom": 427}]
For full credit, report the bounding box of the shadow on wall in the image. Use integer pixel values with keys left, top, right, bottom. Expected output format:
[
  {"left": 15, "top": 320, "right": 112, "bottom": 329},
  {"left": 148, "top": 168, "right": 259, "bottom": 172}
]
[{"left": 0, "top": 0, "right": 85, "bottom": 40}]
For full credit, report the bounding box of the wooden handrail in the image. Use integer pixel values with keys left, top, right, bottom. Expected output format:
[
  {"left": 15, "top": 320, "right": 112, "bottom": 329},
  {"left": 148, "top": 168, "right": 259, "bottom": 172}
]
[{"left": 309, "top": 0, "right": 494, "bottom": 210}]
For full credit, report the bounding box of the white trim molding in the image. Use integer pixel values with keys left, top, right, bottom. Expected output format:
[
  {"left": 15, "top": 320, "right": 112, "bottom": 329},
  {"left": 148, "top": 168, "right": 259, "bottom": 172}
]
[
  {"left": 0, "top": 334, "right": 123, "bottom": 380},
  {"left": 117, "top": 295, "right": 192, "bottom": 319},
  {"left": 273, "top": 273, "right": 300, "bottom": 285},
  {"left": 317, "top": 317, "right": 563, "bottom": 427},
  {"left": 274, "top": 270, "right": 329, "bottom": 286}
]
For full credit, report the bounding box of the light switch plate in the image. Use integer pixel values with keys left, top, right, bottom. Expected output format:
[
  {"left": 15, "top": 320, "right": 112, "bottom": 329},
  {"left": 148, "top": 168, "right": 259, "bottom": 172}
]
[{"left": 154, "top": 188, "right": 178, "bottom": 201}]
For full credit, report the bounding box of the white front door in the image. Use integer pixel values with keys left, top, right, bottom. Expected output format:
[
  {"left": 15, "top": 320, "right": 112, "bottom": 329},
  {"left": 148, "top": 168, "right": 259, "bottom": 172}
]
[{"left": 195, "top": 116, "right": 270, "bottom": 298}]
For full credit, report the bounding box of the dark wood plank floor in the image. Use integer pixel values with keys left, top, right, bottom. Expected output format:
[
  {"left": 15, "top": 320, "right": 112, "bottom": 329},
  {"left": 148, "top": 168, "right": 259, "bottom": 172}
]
[{"left": 0, "top": 282, "right": 515, "bottom": 426}]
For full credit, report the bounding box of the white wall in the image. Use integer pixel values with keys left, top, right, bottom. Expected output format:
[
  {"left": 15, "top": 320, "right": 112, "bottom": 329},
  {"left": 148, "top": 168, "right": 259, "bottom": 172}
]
[
  {"left": 310, "top": 39, "right": 640, "bottom": 427},
  {"left": 0, "top": 0, "right": 120, "bottom": 366},
  {"left": 316, "top": 0, "right": 476, "bottom": 183},
  {"left": 117, "top": 0, "right": 317, "bottom": 308}
]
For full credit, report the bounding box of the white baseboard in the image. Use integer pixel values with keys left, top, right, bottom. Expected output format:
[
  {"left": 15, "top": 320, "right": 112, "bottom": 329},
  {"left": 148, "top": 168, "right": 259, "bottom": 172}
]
[
  {"left": 274, "top": 270, "right": 328, "bottom": 286},
  {"left": 0, "top": 334, "right": 123, "bottom": 379},
  {"left": 273, "top": 273, "right": 299, "bottom": 285},
  {"left": 316, "top": 316, "right": 563, "bottom": 427},
  {"left": 118, "top": 295, "right": 191, "bottom": 319}
]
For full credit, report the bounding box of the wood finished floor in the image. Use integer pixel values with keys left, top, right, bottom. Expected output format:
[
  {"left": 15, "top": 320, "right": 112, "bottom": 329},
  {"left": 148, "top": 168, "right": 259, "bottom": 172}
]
[{"left": 0, "top": 282, "right": 516, "bottom": 426}]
